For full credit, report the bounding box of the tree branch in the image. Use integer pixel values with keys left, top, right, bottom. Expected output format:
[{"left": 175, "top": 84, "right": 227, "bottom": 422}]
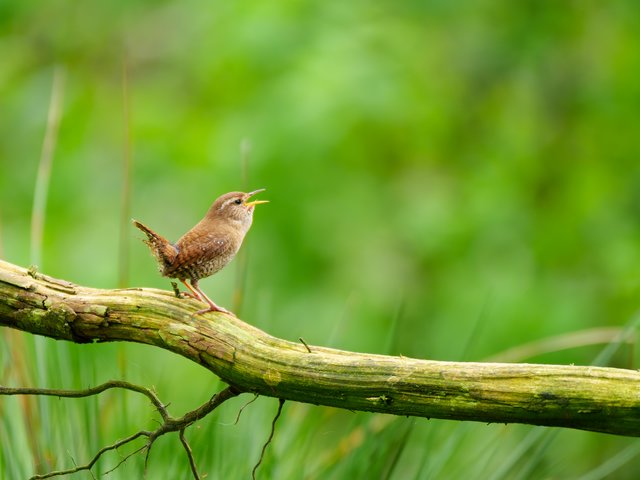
[{"left": 1, "top": 258, "right": 640, "bottom": 436}]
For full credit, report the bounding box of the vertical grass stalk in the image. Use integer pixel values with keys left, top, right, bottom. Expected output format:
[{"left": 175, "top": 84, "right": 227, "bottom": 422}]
[
  {"left": 118, "top": 55, "right": 133, "bottom": 289},
  {"left": 233, "top": 138, "right": 253, "bottom": 315},
  {"left": 30, "top": 66, "right": 64, "bottom": 269},
  {"left": 0, "top": 208, "right": 4, "bottom": 259},
  {"left": 29, "top": 64, "right": 65, "bottom": 473}
]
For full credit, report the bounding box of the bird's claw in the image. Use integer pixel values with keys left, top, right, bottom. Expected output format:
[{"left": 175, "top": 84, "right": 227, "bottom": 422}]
[{"left": 180, "top": 291, "right": 199, "bottom": 300}]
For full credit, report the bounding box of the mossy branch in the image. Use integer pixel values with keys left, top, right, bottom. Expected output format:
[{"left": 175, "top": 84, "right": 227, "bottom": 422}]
[{"left": 1, "top": 259, "right": 639, "bottom": 437}]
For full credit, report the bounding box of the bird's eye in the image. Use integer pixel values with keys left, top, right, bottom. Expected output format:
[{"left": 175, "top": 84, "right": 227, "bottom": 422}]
[{"left": 234, "top": 199, "right": 242, "bottom": 205}]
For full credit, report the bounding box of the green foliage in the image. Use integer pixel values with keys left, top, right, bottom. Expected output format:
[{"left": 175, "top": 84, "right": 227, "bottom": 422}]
[{"left": 2, "top": 0, "right": 640, "bottom": 478}]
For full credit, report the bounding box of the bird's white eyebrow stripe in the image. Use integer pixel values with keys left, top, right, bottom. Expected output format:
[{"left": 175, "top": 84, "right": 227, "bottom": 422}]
[{"left": 221, "top": 196, "right": 243, "bottom": 209}]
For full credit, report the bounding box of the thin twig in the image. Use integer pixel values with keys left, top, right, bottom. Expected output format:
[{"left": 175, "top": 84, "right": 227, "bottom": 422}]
[
  {"left": 0, "top": 381, "right": 170, "bottom": 422},
  {"left": 252, "top": 398, "right": 285, "bottom": 480},
  {"left": 299, "top": 337, "right": 312, "bottom": 353},
  {"left": 171, "top": 386, "right": 242, "bottom": 430},
  {"left": 0, "top": 382, "right": 241, "bottom": 479},
  {"left": 233, "top": 393, "right": 259, "bottom": 425},
  {"left": 29, "top": 431, "right": 149, "bottom": 480},
  {"left": 102, "top": 442, "right": 149, "bottom": 476},
  {"left": 180, "top": 429, "right": 201, "bottom": 480},
  {"left": 143, "top": 440, "right": 153, "bottom": 480}
]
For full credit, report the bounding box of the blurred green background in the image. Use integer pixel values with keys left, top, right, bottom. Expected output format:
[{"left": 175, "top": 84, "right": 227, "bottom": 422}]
[{"left": 2, "top": 0, "right": 640, "bottom": 478}]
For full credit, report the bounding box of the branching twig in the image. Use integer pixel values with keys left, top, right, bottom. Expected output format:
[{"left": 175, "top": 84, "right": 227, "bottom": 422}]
[
  {"left": 102, "top": 442, "right": 149, "bottom": 476},
  {"left": 30, "top": 431, "right": 149, "bottom": 479},
  {"left": 0, "top": 382, "right": 241, "bottom": 479},
  {"left": 252, "top": 398, "right": 285, "bottom": 480}
]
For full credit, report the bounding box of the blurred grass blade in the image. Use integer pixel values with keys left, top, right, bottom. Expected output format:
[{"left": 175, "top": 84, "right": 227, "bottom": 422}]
[
  {"left": 233, "top": 138, "right": 253, "bottom": 315},
  {"left": 424, "top": 423, "right": 472, "bottom": 479},
  {"left": 380, "top": 419, "right": 414, "bottom": 480},
  {"left": 383, "top": 296, "right": 405, "bottom": 354},
  {"left": 0, "top": 207, "right": 4, "bottom": 258},
  {"left": 486, "top": 327, "right": 632, "bottom": 363},
  {"left": 31, "top": 65, "right": 65, "bottom": 269},
  {"left": 240, "top": 137, "right": 251, "bottom": 190},
  {"left": 578, "top": 442, "right": 640, "bottom": 480},
  {"left": 489, "top": 429, "right": 557, "bottom": 480},
  {"left": 118, "top": 56, "right": 133, "bottom": 288},
  {"left": 28, "top": 65, "right": 65, "bottom": 473},
  {"left": 460, "top": 292, "right": 493, "bottom": 361},
  {"left": 591, "top": 311, "right": 640, "bottom": 367},
  {"left": 511, "top": 430, "right": 557, "bottom": 480}
]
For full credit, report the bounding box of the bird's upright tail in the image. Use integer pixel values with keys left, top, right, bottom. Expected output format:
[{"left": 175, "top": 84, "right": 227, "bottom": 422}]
[{"left": 132, "top": 220, "right": 178, "bottom": 273}]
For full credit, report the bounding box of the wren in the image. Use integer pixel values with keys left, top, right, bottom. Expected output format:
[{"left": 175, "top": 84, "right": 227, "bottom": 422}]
[{"left": 133, "top": 189, "right": 268, "bottom": 316}]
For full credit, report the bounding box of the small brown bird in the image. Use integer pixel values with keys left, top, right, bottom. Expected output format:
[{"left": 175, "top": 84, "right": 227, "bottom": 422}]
[{"left": 133, "top": 189, "right": 268, "bottom": 316}]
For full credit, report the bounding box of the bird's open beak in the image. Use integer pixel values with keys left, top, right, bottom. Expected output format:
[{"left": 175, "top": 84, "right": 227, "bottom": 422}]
[{"left": 244, "top": 188, "right": 269, "bottom": 207}]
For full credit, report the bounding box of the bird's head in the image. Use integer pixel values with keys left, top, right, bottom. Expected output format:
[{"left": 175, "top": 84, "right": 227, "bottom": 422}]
[{"left": 208, "top": 189, "right": 268, "bottom": 232}]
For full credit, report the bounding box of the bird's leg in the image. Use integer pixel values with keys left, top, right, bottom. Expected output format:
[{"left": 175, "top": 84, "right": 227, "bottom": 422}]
[
  {"left": 179, "top": 279, "right": 202, "bottom": 300},
  {"left": 190, "top": 279, "right": 235, "bottom": 317}
]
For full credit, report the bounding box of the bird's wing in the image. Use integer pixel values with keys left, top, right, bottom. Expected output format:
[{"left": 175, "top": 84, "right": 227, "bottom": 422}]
[{"left": 165, "top": 230, "right": 236, "bottom": 278}]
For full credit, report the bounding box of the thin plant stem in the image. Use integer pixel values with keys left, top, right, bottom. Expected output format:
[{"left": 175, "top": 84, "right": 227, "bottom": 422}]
[
  {"left": 0, "top": 208, "right": 4, "bottom": 258},
  {"left": 29, "top": 65, "right": 65, "bottom": 471},
  {"left": 233, "top": 138, "right": 253, "bottom": 315},
  {"left": 118, "top": 55, "right": 133, "bottom": 288},
  {"left": 31, "top": 65, "right": 64, "bottom": 269}
]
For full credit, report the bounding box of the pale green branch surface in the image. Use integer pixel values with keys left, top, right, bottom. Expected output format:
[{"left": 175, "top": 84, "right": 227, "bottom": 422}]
[{"left": 1, "top": 259, "right": 639, "bottom": 436}]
